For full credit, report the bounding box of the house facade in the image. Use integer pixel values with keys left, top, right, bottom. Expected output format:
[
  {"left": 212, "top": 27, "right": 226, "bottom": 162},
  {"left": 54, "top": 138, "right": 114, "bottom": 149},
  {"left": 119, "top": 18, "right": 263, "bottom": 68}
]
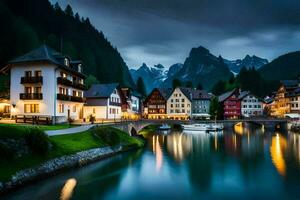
[
  {"left": 83, "top": 83, "right": 124, "bottom": 120},
  {"left": 3, "top": 45, "right": 85, "bottom": 123},
  {"left": 166, "top": 88, "right": 192, "bottom": 120},
  {"left": 219, "top": 89, "right": 241, "bottom": 119},
  {"left": 191, "top": 90, "right": 212, "bottom": 119},
  {"left": 120, "top": 87, "right": 141, "bottom": 120},
  {"left": 239, "top": 91, "right": 264, "bottom": 117},
  {"left": 271, "top": 80, "right": 299, "bottom": 117},
  {"left": 143, "top": 88, "right": 172, "bottom": 119}
]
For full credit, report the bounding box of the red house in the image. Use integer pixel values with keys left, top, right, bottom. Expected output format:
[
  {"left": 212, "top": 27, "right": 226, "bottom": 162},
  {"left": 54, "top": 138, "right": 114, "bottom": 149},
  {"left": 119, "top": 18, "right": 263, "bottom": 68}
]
[{"left": 218, "top": 89, "right": 241, "bottom": 119}]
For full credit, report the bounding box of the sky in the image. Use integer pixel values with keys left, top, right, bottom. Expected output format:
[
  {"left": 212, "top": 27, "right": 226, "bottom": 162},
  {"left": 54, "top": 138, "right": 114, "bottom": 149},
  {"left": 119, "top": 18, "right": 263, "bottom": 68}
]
[{"left": 51, "top": 0, "right": 300, "bottom": 69}]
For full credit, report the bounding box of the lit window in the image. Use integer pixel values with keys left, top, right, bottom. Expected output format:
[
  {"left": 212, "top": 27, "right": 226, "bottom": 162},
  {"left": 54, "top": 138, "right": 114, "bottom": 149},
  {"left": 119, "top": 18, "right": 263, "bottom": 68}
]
[
  {"left": 59, "top": 104, "right": 64, "bottom": 113},
  {"left": 24, "top": 104, "right": 39, "bottom": 113},
  {"left": 78, "top": 64, "right": 82, "bottom": 72}
]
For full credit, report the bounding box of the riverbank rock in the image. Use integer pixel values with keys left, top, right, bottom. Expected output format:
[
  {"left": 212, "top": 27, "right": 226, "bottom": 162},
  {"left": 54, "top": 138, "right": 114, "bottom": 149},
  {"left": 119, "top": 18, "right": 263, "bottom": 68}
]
[{"left": 0, "top": 145, "right": 135, "bottom": 194}]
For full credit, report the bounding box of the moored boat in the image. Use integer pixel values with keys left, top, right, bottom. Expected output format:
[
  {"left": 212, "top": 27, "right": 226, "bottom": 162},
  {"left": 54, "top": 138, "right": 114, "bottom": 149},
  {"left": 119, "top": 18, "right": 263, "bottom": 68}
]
[{"left": 182, "top": 123, "right": 223, "bottom": 132}]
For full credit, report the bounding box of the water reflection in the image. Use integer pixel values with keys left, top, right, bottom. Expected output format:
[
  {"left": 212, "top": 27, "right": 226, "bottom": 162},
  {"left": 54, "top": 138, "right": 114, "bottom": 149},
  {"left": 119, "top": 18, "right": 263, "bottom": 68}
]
[
  {"left": 5, "top": 124, "right": 300, "bottom": 200},
  {"left": 60, "top": 178, "right": 77, "bottom": 200}
]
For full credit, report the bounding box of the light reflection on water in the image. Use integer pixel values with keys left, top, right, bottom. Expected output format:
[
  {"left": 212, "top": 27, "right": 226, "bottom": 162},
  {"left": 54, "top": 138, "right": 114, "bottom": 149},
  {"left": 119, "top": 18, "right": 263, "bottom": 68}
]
[{"left": 5, "top": 123, "right": 300, "bottom": 200}]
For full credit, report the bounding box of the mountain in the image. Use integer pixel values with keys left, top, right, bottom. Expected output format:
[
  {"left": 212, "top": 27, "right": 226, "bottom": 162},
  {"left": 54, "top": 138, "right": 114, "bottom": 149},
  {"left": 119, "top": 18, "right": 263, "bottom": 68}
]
[
  {"left": 167, "top": 63, "right": 184, "bottom": 77},
  {"left": 259, "top": 51, "right": 300, "bottom": 81},
  {"left": 130, "top": 63, "right": 169, "bottom": 93},
  {"left": 224, "top": 55, "right": 268, "bottom": 73},
  {"left": 0, "top": 0, "right": 135, "bottom": 88},
  {"left": 163, "top": 46, "right": 232, "bottom": 90}
]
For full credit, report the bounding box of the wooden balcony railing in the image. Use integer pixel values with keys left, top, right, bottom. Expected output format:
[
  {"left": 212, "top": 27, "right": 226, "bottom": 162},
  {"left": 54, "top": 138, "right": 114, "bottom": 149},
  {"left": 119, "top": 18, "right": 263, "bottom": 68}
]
[
  {"left": 57, "top": 77, "right": 73, "bottom": 87},
  {"left": 20, "top": 93, "right": 43, "bottom": 100},
  {"left": 21, "top": 76, "right": 43, "bottom": 84}
]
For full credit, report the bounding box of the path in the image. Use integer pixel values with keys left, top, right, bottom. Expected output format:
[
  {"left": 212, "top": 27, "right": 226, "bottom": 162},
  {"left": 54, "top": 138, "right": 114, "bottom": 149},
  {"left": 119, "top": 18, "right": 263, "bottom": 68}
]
[{"left": 45, "top": 124, "right": 96, "bottom": 136}]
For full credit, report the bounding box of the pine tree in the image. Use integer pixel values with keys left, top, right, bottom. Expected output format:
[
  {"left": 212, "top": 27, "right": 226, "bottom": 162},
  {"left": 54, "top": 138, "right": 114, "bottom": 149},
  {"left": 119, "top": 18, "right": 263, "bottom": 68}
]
[
  {"left": 172, "top": 78, "right": 182, "bottom": 89},
  {"left": 136, "top": 77, "right": 147, "bottom": 97},
  {"left": 64, "top": 4, "right": 74, "bottom": 16}
]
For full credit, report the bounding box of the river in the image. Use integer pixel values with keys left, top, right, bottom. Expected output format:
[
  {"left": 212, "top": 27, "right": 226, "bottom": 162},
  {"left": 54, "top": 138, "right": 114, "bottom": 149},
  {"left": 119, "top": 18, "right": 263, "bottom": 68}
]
[{"left": 4, "top": 123, "right": 300, "bottom": 200}]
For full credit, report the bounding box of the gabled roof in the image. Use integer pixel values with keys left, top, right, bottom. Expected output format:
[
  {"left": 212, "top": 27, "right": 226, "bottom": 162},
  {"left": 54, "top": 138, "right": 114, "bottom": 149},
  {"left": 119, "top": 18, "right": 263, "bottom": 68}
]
[
  {"left": 281, "top": 80, "right": 299, "bottom": 88},
  {"left": 218, "top": 89, "right": 238, "bottom": 102},
  {"left": 238, "top": 91, "right": 250, "bottom": 100},
  {"left": 157, "top": 88, "right": 173, "bottom": 100},
  {"left": 192, "top": 90, "right": 213, "bottom": 100},
  {"left": 178, "top": 87, "right": 193, "bottom": 101},
  {"left": 2, "top": 45, "right": 85, "bottom": 78},
  {"left": 84, "top": 83, "right": 119, "bottom": 98}
]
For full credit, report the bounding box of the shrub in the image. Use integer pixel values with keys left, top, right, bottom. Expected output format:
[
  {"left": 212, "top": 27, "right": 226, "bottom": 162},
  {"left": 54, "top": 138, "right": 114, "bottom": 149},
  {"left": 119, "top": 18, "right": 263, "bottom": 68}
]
[
  {"left": 0, "top": 143, "right": 14, "bottom": 160},
  {"left": 92, "top": 127, "right": 121, "bottom": 146},
  {"left": 25, "top": 128, "right": 50, "bottom": 155}
]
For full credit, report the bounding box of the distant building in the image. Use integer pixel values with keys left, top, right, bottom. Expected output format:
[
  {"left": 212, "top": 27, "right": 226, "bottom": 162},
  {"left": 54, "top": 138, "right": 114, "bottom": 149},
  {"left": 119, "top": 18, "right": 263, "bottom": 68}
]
[
  {"left": 219, "top": 89, "right": 241, "bottom": 119},
  {"left": 120, "top": 87, "right": 142, "bottom": 119},
  {"left": 166, "top": 87, "right": 192, "bottom": 120},
  {"left": 1, "top": 45, "right": 86, "bottom": 123},
  {"left": 191, "top": 90, "right": 213, "bottom": 119},
  {"left": 83, "top": 83, "right": 124, "bottom": 120},
  {"left": 143, "top": 88, "right": 172, "bottom": 119},
  {"left": 239, "top": 91, "right": 263, "bottom": 117},
  {"left": 271, "top": 80, "right": 299, "bottom": 117}
]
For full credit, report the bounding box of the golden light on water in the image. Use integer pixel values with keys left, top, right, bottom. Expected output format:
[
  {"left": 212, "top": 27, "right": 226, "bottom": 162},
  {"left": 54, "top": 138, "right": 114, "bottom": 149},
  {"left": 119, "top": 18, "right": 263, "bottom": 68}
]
[
  {"left": 60, "top": 178, "right": 77, "bottom": 200},
  {"left": 234, "top": 122, "right": 243, "bottom": 135},
  {"left": 155, "top": 136, "right": 163, "bottom": 172},
  {"left": 270, "top": 134, "right": 287, "bottom": 176}
]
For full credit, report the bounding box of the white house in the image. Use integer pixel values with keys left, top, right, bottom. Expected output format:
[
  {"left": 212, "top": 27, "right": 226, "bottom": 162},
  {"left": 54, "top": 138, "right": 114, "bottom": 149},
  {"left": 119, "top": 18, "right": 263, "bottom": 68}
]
[
  {"left": 83, "top": 83, "right": 124, "bottom": 120},
  {"left": 1, "top": 45, "right": 85, "bottom": 123},
  {"left": 166, "top": 87, "right": 192, "bottom": 120},
  {"left": 239, "top": 91, "right": 263, "bottom": 117}
]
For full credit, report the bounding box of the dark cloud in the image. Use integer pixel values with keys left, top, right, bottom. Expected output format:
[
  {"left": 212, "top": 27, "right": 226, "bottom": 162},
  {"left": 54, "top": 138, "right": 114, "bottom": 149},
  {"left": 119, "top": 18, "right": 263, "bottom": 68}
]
[{"left": 51, "top": 0, "right": 300, "bottom": 68}]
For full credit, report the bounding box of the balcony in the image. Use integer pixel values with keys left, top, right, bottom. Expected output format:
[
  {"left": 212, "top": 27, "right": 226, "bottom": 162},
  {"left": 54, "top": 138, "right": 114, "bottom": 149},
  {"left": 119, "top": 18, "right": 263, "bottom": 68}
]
[
  {"left": 57, "top": 77, "right": 73, "bottom": 87},
  {"left": 20, "top": 93, "right": 43, "bottom": 100},
  {"left": 71, "top": 96, "right": 85, "bottom": 102},
  {"left": 57, "top": 94, "right": 71, "bottom": 101},
  {"left": 57, "top": 94, "right": 85, "bottom": 102},
  {"left": 73, "top": 82, "right": 85, "bottom": 90},
  {"left": 21, "top": 76, "right": 43, "bottom": 84}
]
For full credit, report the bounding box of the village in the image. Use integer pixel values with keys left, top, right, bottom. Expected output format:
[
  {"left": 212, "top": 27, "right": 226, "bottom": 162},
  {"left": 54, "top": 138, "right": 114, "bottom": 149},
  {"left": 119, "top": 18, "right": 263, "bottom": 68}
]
[{"left": 0, "top": 45, "right": 298, "bottom": 125}]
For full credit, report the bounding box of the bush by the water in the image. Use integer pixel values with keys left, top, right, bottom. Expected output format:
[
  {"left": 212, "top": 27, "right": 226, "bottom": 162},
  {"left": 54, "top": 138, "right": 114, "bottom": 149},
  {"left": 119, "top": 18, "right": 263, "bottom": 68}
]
[
  {"left": 25, "top": 128, "right": 50, "bottom": 155},
  {"left": 0, "top": 125, "right": 50, "bottom": 156},
  {"left": 0, "top": 143, "right": 14, "bottom": 160},
  {"left": 92, "top": 127, "right": 121, "bottom": 146}
]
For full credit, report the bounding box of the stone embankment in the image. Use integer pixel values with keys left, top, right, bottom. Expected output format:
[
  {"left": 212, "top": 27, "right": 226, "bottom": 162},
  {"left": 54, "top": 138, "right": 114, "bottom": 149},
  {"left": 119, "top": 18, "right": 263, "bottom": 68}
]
[{"left": 0, "top": 145, "right": 136, "bottom": 194}]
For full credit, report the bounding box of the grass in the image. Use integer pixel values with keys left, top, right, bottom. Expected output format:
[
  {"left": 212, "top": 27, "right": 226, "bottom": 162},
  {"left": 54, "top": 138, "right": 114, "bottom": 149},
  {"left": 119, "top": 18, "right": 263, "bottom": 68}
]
[{"left": 0, "top": 126, "right": 144, "bottom": 182}]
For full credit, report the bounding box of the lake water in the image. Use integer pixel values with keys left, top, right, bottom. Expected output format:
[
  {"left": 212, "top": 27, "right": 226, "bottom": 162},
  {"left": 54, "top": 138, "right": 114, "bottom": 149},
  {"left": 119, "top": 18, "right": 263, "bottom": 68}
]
[{"left": 4, "top": 123, "right": 300, "bottom": 200}]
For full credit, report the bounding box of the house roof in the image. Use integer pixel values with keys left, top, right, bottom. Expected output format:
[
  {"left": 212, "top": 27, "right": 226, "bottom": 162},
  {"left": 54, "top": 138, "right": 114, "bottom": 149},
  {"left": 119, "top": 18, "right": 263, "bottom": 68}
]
[
  {"left": 2, "top": 45, "right": 86, "bottom": 78},
  {"left": 218, "top": 89, "right": 238, "bottom": 102},
  {"left": 192, "top": 90, "right": 213, "bottom": 100},
  {"left": 281, "top": 80, "right": 299, "bottom": 88},
  {"left": 238, "top": 91, "right": 250, "bottom": 100},
  {"left": 157, "top": 88, "right": 173, "bottom": 100},
  {"left": 178, "top": 87, "right": 193, "bottom": 101},
  {"left": 84, "top": 83, "right": 119, "bottom": 98}
]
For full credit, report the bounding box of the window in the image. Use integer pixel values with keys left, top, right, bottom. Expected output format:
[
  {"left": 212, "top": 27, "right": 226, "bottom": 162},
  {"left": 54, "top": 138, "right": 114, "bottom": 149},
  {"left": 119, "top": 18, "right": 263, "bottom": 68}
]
[
  {"left": 64, "top": 58, "right": 69, "bottom": 67},
  {"left": 93, "top": 108, "right": 96, "bottom": 114},
  {"left": 59, "top": 104, "right": 64, "bottom": 113},
  {"left": 78, "top": 64, "right": 82, "bottom": 73},
  {"left": 171, "top": 104, "right": 173, "bottom": 108},
  {"left": 34, "top": 87, "right": 41, "bottom": 93},
  {"left": 182, "top": 99, "right": 185, "bottom": 102},
  {"left": 25, "top": 87, "right": 32, "bottom": 94},
  {"left": 179, "top": 93, "right": 181, "bottom": 97},
  {"left": 73, "top": 106, "right": 76, "bottom": 112},
  {"left": 25, "top": 71, "right": 32, "bottom": 77},
  {"left": 182, "top": 104, "right": 184, "bottom": 107},
  {"left": 35, "top": 70, "right": 42, "bottom": 77},
  {"left": 182, "top": 109, "right": 185, "bottom": 113},
  {"left": 61, "top": 71, "right": 67, "bottom": 78},
  {"left": 24, "top": 104, "right": 39, "bottom": 113},
  {"left": 171, "top": 99, "right": 173, "bottom": 103}
]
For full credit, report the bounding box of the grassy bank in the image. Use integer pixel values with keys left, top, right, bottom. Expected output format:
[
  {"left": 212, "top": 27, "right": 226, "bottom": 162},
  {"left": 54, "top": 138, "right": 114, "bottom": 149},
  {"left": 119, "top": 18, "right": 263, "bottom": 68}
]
[{"left": 0, "top": 125, "right": 144, "bottom": 181}]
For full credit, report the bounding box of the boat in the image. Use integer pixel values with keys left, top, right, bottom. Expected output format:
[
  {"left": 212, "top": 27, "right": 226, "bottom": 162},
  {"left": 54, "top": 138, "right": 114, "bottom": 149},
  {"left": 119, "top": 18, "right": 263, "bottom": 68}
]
[
  {"left": 182, "top": 123, "right": 223, "bottom": 132},
  {"left": 158, "top": 124, "right": 171, "bottom": 130}
]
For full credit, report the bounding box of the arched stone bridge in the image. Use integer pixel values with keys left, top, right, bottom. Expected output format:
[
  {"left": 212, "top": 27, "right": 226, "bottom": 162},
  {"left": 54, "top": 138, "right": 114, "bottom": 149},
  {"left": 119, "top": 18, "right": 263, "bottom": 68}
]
[{"left": 108, "top": 119, "right": 290, "bottom": 136}]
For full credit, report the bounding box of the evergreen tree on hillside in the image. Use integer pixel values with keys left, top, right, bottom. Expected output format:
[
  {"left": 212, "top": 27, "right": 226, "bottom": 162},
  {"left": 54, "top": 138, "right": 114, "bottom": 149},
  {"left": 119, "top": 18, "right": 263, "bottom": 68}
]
[
  {"left": 209, "top": 96, "right": 223, "bottom": 120},
  {"left": 136, "top": 77, "right": 147, "bottom": 97},
  {"left": 172, "top": 79, "right": 182, "bottom": 89},
  {"left": 185, "top": 81, "right": 194, "bottom": 88},
  {"left": 0, "top": 0, "right": 135, "bottom": 88},
  {"left": 197, "top": 82, "right": 203, "bottom": 90},
  {"left": 211, "top": 80, "right": 226, "bottom": 96},
  {"left": 85, "top": 75, "right": 99, "bottom": 89}
]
